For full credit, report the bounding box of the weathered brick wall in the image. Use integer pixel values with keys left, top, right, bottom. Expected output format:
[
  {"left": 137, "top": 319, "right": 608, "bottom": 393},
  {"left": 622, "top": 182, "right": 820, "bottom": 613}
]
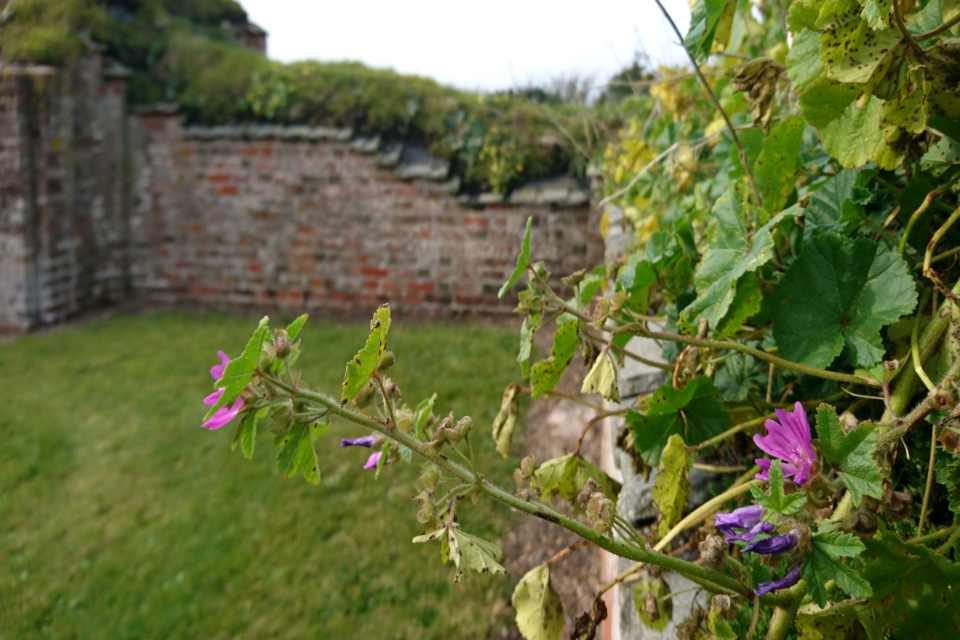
[
  {"left": 128, "top": 115, "right": 603, "bottom": 317},
  {"left": 0, "top": 57, "right": 129, "bottom": 331}
]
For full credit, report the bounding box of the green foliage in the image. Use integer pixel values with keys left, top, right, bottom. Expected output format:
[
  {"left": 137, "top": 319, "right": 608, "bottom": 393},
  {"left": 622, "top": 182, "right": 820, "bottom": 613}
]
[
  {"left": 627, "top": 376, "right": 729, "bottom": 466},
  {"left": 208, "top": 316, "right": 268, "bottom": 418},
  {"left": 632, "top": 579, "right": 672, "bottom": 631},
  {"left": 511, "top": 564, "right": 565, "bottom": 640},
  {"left": 532, "top": 453, "right": 621, "bottom": 512},
  {"left": 341, "top": 305, "right": 391, "bottom": 405},
  {"left": 491, "top": 383, "right": 520, "bottom": 459},
  {"left": 802, "top": 524, "right": 872, "bottom": 607},
  {"left": 750, "top": 459, "right": 808, "bottom": 514},
  {"left": 814, "top": 406, "right": 883, "bottom": 505},
  {"left": 580, "top": 352, "right": 621, "bottom": 403},
  {"left": 771, "top": 233, "right": 917, "bottom": 369},
  {"left": 651, "top": 434, "right": 690, "bottom": 537},
  {"left": 529, "top": 315, "right": 579, "bottom": 398},
  {"left": 500, "top": 217, "right": 533, "bottom": 298}
]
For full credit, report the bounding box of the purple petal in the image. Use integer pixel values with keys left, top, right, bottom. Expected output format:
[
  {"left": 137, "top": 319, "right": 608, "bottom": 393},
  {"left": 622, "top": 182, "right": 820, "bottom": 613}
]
[
  {"left": 340, "top": 436, "right": 377, "bottom": 448},
  {"left": 714, "top": 505, "right": 765, "bottom": 535},
  {"left": 743, "top": 532, "right": 799, "bottom": 555},
  {"left": 363, "top": 451, "right": 382, "bottom": 470},
  {"left": 201, "top": 397, "right": 243, "bottom": 430},
  {"left": 210, "top": 350, "right": 230, "bottom": 381},
  {"left": 754, "top": 564, "right": 801, "bottom": 597},
  {"left": 755, "top": 458, "right": 772, "bottom": 481},
  {"left": 203, "top": 388, "right": 225, "bottom": 407},
  {"left": 725, "top": 521, "right": 775, "bottom": 543}
]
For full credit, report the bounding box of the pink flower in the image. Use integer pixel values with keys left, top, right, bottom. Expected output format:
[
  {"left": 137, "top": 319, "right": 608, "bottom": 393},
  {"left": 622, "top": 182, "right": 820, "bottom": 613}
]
[
  {"left": 363, "top": 451, "right": 382, "bottom": 470},
  {"left": 201, "top": 351, "right": 244, "bottom": 430},
  {"left": 754, "top": 402, "right": 816, "bottom": 484}
]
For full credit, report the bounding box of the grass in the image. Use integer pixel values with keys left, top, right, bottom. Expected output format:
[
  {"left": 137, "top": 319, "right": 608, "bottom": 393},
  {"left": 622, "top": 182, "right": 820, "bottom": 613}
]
[{"left": 0, "top": 313, "right": 525, "bottom": 639}]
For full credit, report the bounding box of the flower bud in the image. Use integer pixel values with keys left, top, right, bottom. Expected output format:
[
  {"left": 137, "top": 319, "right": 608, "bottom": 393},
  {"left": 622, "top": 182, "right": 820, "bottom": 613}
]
[
  {"left": 272, "top": 330, "right": 292, "bottom": 359},
  {"left": 378, "top": 350, "right": 396, "bottom": 372},
  {"left": 586, "top": 493, "right": 615, "bottom": 535},
  {"left": 934, "top": 387, "right": 955, "bottom": 410},
  {"left": 384, "top": 378, "right": 402, "bottom": 401},
  {"left": 577, "top": 477, "right": 601, "bottom": 507},
  {"left": 450, "top": 416, "right": 473, "bottom": 442},
  {"left": 258, "top": 342, "right": 276, "bottom": 370},
  {"left": 698, "top": 534, "right": 725, "bottom": 570},
  {"left": 806, "top": 475, "right": 836, "bottom": 509},
  {"left": 520, "top": 453, "right": 537, "bottom": 479},
  {"left": 352, "top": 380, "right": 376, "bottom": 409},
  {"left": 513, "top": 468, "right": 527, "bottom": 486},
  {"left": 561, "top": 269, "right": 586, "bottom": 286},
  {"left": 642, "top": 591, "right": 660, "bottom": 622},
  {"left": 532, "top": 261, "right": 549, "bottom": 280}
]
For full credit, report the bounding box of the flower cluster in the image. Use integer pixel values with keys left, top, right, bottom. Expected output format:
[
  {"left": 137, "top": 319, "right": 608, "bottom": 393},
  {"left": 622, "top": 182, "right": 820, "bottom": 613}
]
[
  {"left": 201, "top": 351, "right": 244, "bottom": 430},
  {"left": 714, "top": 505, "right": 802, "bottom": 596},
  {"left": 340, "top": 435, "right": 382, "bottom": 470},
  {"left": 754, "top": 402, "right": 815, "bottom": 485}
]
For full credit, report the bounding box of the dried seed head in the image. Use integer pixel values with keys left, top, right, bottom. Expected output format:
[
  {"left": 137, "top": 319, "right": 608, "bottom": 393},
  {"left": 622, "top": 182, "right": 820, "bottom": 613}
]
[
  {"left": 642, "top": 591, "right": 660, "bottom": 622},
  {"left": 520, "top": 453, "right": 537, "bottom": 479},
  {"left": 586, "top": 493, "right": 614, "bottom": 535},
  {"left": 577, "top": 477, "right": 601, "bottom": 507},
  {"left": 698, "top": 534, "right": 725, "bottom": 570},
  {"left": 272, "top": 330, "right": 292, "bottom": 359}
]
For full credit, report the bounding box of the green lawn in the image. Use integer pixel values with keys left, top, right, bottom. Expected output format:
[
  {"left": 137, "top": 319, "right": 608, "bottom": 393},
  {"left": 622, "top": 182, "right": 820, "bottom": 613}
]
[{"left": 0, "top": 313, "right": 523, "bottom": 639}]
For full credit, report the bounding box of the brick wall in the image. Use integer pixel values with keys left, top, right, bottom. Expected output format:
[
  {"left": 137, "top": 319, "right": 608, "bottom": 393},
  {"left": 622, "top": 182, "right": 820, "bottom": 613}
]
[
  {"left": 0, "top": 57, "right": 129, "bottom": 331},
  {"left": 128, "top": 116, "right": 602, "bottom": 317}
]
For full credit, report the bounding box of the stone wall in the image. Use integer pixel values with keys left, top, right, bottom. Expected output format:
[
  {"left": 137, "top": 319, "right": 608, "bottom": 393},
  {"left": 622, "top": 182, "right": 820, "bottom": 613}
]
[
  {"left": 127, "top": 117, "right": 601, "bottom": 317},
  {"left": 0, "top": 57, "right": 129, "bottom": 332}
]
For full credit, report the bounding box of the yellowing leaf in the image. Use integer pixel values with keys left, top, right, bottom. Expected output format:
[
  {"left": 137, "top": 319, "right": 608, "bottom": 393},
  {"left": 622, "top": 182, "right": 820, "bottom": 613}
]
[
  {"left": 652, "top": 434, "right": 690, "bottom": 537},
  {"left": 512, "top": 564, "right": 565, "bottom": 640},
  {"left": 581, "top": 352, "right": 620, "bottom": 403},
  {"left": 341, "top": 305, "right": 391, "bottom": 405},
  {"left": 492, "top": 382, "right": 520, "bottom": 459}
]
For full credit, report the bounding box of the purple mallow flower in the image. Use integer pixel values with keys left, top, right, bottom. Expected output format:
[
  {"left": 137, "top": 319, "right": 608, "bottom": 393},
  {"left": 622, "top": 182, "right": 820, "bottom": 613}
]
[
  {"left": 713, "top": 505, "right": 775, "bottom": 543},
  {"left": 201, "top": 351, "right": 244, "bottom": 430},
  {"left": 754, "top": 402, "right": 816, "bottom": 485},
  {"left": 340, "top": 436, "right": 377, "bottom": 448},
  {"left": 755, "top": 564, "right": 801, "bottom": 597},
  {"left": 743, "top": 530, "right": 800, "bottom": 555},
  {"left": 363, "top": 451, "right": 382, "bottom": 470}
]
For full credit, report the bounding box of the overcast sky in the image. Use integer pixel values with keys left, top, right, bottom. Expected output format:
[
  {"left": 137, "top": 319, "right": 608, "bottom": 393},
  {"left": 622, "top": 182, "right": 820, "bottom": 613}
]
[{"left": 239, "top": 0, "right": 691, "bottom": 92}]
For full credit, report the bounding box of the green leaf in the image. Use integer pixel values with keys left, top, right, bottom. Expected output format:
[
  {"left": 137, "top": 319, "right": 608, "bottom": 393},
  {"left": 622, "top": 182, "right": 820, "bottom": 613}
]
[
  {"left": 771, "top": 232, "right": 917, "bottom": 369},
  {"left": 616, "top": 255, "right": 657, "bottom": 315},
  {"left": 785, "top": 27, "right": 858, "bottom": 128},
  {"left": 530, "top": 315, "right": 579, "bottom": 398},
  {"left": 532, "top": 453, "right": 621, "bottom": 513},
  {"left": 796, "top": 603, "right": 876, "bottom": 640},
  {"left": 499, "top": 217, "right": 533, "bottom": 298},
  {"left": 414, "top": 393, "right": 437, "bottom": 440},
  {"left": 492, "top": 382, "right": 520, "bottom": 459},
  {"left": 856, "top": 525, "right": 960, "bottom": 639},
  {"left": 341, "top": 305, "right": 391, "bottom": 405},
  {"left": 679, "top": 185, "right": 799, "bottom": 333},
  {"left": 518, "top": 316, "right": 535, "bottom": 379},
  {"left": 939, "top": 458, "right": 960, "bottom": 514},
  {"left": 274, "top": 420, "right": 329, "bottom": 485},
  {"left": 632, "top": 579, "right": 672, "bottom": 631},
  {"left": 821, "top": 96, "right": 903, "bottom": 170},
  {"left": 285, "top": 314, "right": 308, "bottom": 341},
  {"left": 802, "top": 527, "right": 871, "bottom": 607},
  {"left": 814, "top": 407, "right": 883, "bottom": 505},
  {"left": 860, "top": 0, "right": 890, "bottom": 29},
  {"left": 232, "top": 408, "right": 263, "bottom": 460},
  {"left": 805, "top": 169, "right": 866, "bottom": 232},
  {"left": 581, "top": 352, "right": 620, "bottom": 403},
  {"left": 750, "top": 459, "right": 808, "bottom": 515},
  {"left": 816, "top": 0, "right": 903, "bottom": 85},
  {"left": 512, "top": 563, "right": 565, "bottom": 640},
  {"left": 753, "top": 115, "right": 805, "bottom": 215},
  {"left": 685, "top": 0, "right": 737, "bottom": 63},
  {"left": 708, "top": 606, "right": 737, "bottom": 640},
  {"left": 715, "top": 353, "right": 764, "bottom": 401},
  {"left": 627, "top": 376, "right": 729, "bottom": 466},
  {"left": 652, "top": 434, "right": 690, "bottom": 537},
  {"left": 922, "top": 135, "right": 960, "bottom": 167},
  {"left": 208, "top": 316, "right": 269, "bottom": 420},
  {"left": 448, "top": 527, "right": 506, "bottom": 583}
]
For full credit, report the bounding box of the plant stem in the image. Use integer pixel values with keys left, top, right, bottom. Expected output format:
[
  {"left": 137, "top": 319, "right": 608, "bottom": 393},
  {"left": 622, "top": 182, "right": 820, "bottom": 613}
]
[
  {"left": 917, "top": 420, "right": 938, "bottom": 536},
  {"left": 656, "top": 473, "right": 761, "bottom": 551},
  {"left": 692, "top": 462, "right": 748, "bottom": 473},
  {"left": 893, "top": 0, "right": 923, "bottom": 55},
  {"left": 373, "top": 373, "right": 398, "bottom": 428},
  {"left": 649, "top": 0, "right": 764, "bottom": 209},
  {"left": 259, "top": 373, "right": 755, "bottom": 599},
  {"left": 923, "top": 205, "right": 960, "bottom": 305},
  {"left": 914, "top": 7, "right": 960, "bottom": 39},
  {"left": 546, "top": 539, "right": 593, "bottom": 565},
  {"left": 764, "top": 582, "right": 806, "bottom": 640},
  {"left": 912, "top": 296, "right": 936, "bottom": 392},
  {"left": 910, "top": 523, "right": 959, "bottom": 545}
]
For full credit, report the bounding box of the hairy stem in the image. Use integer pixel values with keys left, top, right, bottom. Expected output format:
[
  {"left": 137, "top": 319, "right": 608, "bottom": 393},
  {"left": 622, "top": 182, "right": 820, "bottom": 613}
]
[
  {"left": 917, "top": 421, "right": 938, "bottom": 536},
  {"left": 764, "top": 582, "right": 806, "bottom": 640}
]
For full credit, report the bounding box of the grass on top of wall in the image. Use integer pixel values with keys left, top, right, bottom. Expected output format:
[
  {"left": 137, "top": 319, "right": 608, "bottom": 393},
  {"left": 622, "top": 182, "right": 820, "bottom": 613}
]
[{"left": 0, "top": 313, "right": 525, "bottom": 639}]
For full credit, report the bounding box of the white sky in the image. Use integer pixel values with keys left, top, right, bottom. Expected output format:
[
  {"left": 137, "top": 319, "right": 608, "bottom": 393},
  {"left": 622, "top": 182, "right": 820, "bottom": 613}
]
[{"left": 239, "top": 0, "right": 692, "bottom": 92}]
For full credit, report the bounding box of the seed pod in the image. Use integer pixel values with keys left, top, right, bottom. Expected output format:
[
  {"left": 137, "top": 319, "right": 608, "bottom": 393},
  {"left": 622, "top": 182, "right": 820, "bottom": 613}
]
[
  {"left": 520, "top": 453, "right": 537, "bottom": 479},
  {"left": 882, "top": 485, "right": 912, "bottom": 522},
  {"left": 272, "top": 329, "right": 292, "bottom": 359},
  {"left": 352, "top": 380, "right": 377, "bottom": 409},
  {"left": 586, "top": 493, "right": 614, "bottom": 535},
  {"left": 577, "top": 477, "right": 601, "bottom": 507},
  {"left": 377, "top": 350, "right": 396, "bottom": 372},
  {"left": 561, "top": 269, "right": 586, "bottom": 286},
  {"left": 648, "top": 564, "right": 663, "bottom": 579},
  {"left": 642, "top": 591, "right": 660, "bottom": 622},
  {"left": 698, "top": 534, "right": 725, "bottom": 570}
]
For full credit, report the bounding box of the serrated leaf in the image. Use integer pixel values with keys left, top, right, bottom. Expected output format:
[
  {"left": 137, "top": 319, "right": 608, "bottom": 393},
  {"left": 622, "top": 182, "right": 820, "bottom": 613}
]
[
  {"left": 856, "top": 525, "right": 960, "bottom": 638},
  {"left": 652, "top": 434, "right": 689, "bottom": 537},
  {"left": 414, "top": 393, "right": 437, "bottom": 440},
  {"left": 518, "top": 316, "right": 535, "bottom": 379},
  {"left": 814, "top": 407, "right": 883, "bottom": 505},
  {"left": 940, "top": 458, "right": 960, "bottom": 514},
  {"left": 512, "top": 564, "right": 565, "bottom": 640},
  {"left": 805, "top": 169, "right": 865, "bottom": 232},
  {"left": 234, "top": 408, "right": 263, "bottom": 459},
  {"left": 679, "top": 186, "right": 798, "bottom": 333},
  {"left": 530, "top": 315, "right": 579, "bottom": 398},
  {"left": 532, "top": 453, "right": 621, "bottom": 513},
  {"left": 821, "top": 96, "right": 903, "bottom": 170},
  {"left": 581, "top": 352, "right": 620, "bottom": 403},
  {"left": 626, "top": 376, "right": 729, "bottom": 466},
  {"left": 685, "top": 0, "right": 737, "bottom": 63},
  {"left": 499, "top": 217, "right": 533, "bottom": 298},
  {"left": 715, "top": 353, "right": 764, "bottom": 401},
  {"left": 341, "top": 305, "right": 391, "bottom": 405},
  {"left": 802, "top": 528, "right": 871, "bottom": 607},
  {"left": 492, "top": 382, "right": 520, "bottom": 459},
  {"left": 448, "top": 527, "right": 506, "bottom": 582},
  {"left": 750, "top": 459, "right": 808, "bottom": 514},
  {"left": 753, "top": 115, "right": 805, "bottom": 214},
  {"left": 816, "top": 0, "right": 903, "bottom": 85},
  {"left": 285, "top": 314, "right": 308, "bottom": 341},
  {"left": 274, "top": 420, "right": 328, "bottom": 485},
  {"left": 771, "top": 232, "right": 917, "bottom": 369},
  {"left": 208, "top": 316, "right": 269, "bottom": 420},
  {"left": 633, "top": 580, "right": 672, "bottom": 631}
]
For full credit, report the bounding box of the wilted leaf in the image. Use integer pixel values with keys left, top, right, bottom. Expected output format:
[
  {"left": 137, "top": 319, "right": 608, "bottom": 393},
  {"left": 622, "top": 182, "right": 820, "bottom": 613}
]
[
  {"left": 492, "top": 382, "right": 520, "bottom": 458},
  {"left": 652, "top": 434, "right": 689, "bottom": 537},
  {"left": 729, "top": 58, "right": 784, "bottom": 134},
  {"left": 512, "top": 564, "right": 565, "bottom": 640},
  {"left": 633, "top": 579, "right": 672, "bottom": 631},
  {"left": 581, "top": 352, "right": 620, "bottom": 403},
  {"left": 532, "top": 453, "right": 621, "bottom": 513}
]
